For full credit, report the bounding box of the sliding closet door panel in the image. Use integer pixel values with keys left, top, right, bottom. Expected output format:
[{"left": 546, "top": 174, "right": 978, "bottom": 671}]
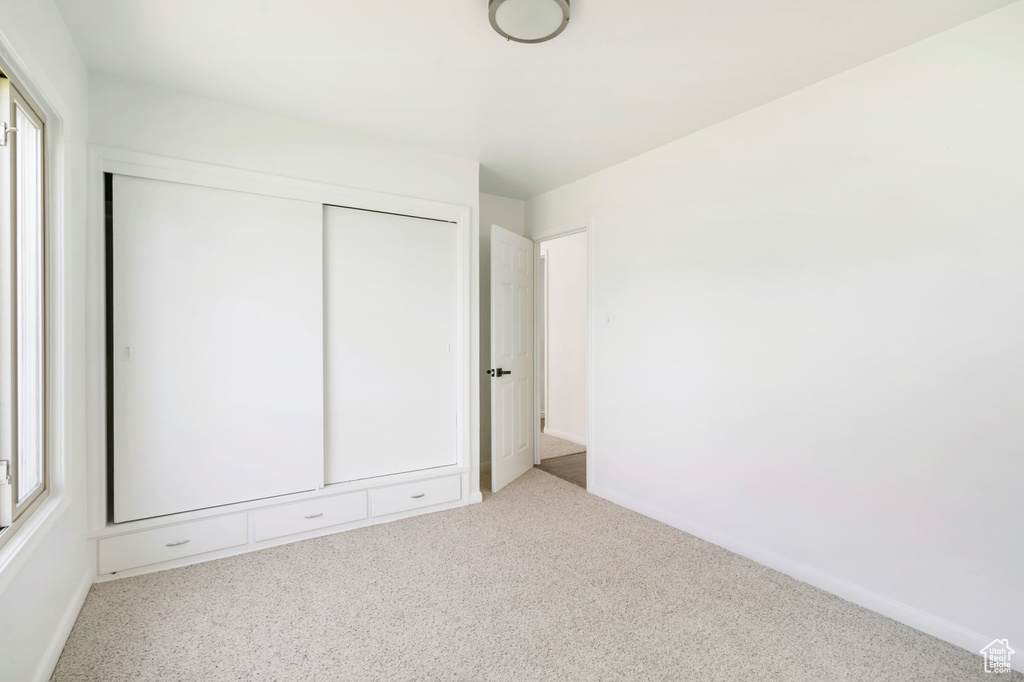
[
  {"left": 324, "top": 206, "right": 458, "bottom": 483},
  {"left": 113, "top": 176, "right": 323, "bottom": 522}
]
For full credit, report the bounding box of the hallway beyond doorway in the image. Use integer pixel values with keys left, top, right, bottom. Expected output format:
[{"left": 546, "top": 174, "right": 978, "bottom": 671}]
[
  {"left": 537, "top": 452, "right": 586, "bottom": 488},
  {"left": 538, "top": 417, "right": 586, "bottom": 488},
  {"left": 540, "top": 431, "right": 584, "bottom": 460}
]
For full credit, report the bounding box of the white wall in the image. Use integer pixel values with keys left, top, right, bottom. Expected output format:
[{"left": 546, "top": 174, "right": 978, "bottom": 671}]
[
  {"left": 90, "top": 75, "right": 479, "bottom": 208},
  {"left": 526, "top": 2, "right": 1024, "bottom": 667},
  {"left": 479, "top": 193, "right": 525, "bottom": 471},
  {"left": 540, "top": 233, "right": 587, "bottom": 445},
  {"left": 0, "top": 1, "right": 91, "bottom": 680}
]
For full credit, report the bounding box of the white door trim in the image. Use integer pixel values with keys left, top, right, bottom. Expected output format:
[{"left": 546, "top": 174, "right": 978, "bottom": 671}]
[
  {"left": 86, "top": 146, "right": 477, "bottom": 532},
  {"left": 532, "top": 218, "right": 592, "bottom": 490},
  {"left": 539, "top": 253, "right": 548, "bottom": 422}
]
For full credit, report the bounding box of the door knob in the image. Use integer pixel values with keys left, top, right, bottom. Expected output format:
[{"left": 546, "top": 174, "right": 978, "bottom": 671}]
[{"left": 487, "top": 368, "right": 512, "bottom": 377}]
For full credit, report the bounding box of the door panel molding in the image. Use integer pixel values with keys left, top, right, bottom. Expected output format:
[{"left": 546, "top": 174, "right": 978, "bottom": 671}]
[{"left": 489, "top": 225, "right": 535, "bottom": 492}]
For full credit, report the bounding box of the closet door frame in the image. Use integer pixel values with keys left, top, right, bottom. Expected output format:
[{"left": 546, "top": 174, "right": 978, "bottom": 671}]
[{"left": 85, "top": 146, "right": 476, "bottom": 534}]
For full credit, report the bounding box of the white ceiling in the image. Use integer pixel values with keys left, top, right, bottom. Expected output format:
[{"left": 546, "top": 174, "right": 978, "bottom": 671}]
[{"left": 55, "top": 0, "right": 1011, "bottom": 199}]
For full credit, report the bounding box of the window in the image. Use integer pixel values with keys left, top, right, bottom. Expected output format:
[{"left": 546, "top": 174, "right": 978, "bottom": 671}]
[{"left": 0, "top": 71, "right": 48, "bottom": 544}]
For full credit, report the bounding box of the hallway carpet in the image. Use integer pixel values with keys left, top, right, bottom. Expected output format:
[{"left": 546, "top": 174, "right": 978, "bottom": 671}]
[
  {"left": 53, "top": 470, "right": 1008, "bottom": 681},
  {"left": 539, "top": 431, "right": 585, "bottom": 460}
]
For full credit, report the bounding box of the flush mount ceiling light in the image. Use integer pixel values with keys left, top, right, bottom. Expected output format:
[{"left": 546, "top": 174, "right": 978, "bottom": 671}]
[{"left": 489, "top": 0, "right": 570, "bottom": 44}]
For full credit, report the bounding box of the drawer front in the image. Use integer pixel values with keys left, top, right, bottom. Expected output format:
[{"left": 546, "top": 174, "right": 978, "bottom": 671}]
[
  {"left": 99, "top": 514, "right": 248, "bottom": 574},
  {"left": 254, "top": 492, "right": 367, "bottom": 542},
  {"left": 371, "top": 475, "right": 462, "bottom": 517}
]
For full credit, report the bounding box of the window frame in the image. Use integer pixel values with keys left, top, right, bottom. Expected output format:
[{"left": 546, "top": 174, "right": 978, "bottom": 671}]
[{"left": 0, "top": 72, "right": 49, "bottom": 547}]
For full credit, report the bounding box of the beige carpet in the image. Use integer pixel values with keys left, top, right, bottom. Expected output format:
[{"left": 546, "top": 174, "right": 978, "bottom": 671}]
[
  {"left": 53, "top": 469, "right": 1011, "bottom": 681},
  {"left": 540, "top": 431, "right": 585, "bottom": 460}
]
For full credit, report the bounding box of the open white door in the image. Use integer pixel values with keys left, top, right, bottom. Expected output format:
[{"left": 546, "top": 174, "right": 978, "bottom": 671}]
[{"left": 490, "top": 224, "right": 535, "bottom": 492}]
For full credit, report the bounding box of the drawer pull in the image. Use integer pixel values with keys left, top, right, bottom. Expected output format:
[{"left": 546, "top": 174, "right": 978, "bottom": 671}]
[
  {"left": 166, "top": 539, "right": 191, "bottom": 547},
  {"left": 411, "top": 494, "right": 426, "bottom": 499},
  {"left": 304, "top": 513, "right": 324, "bottom": 519}
]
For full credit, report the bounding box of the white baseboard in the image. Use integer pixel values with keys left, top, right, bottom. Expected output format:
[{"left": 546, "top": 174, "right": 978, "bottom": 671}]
[
  {"left": 34, "top": 569, "right": 92, "bottom": 682},
  {"left": 541, "top": 426, "right": 586, "bottom": 446},
  {"left": 588, "top": 483, "right": 1012, "bottom": 671}
]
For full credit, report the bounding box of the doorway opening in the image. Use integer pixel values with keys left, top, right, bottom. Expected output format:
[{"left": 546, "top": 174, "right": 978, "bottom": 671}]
[{"left": 535, "top": 231, "right": 588, "bottom": 488}]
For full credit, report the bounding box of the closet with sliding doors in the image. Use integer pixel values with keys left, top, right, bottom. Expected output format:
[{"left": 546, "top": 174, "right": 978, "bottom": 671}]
[{"left": 94, "top": 152, "right": 472, "bottom": 578}]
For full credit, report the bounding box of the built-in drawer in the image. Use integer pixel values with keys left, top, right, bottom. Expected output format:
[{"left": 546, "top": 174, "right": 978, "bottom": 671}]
[
  {"left": 253, "top": 492, "right": 367, "bottom": 542},
  {"left": 99, "top": 513, "right": 248, "bottom": 575},
  {"left": 371, "top": 474, "right": 462, "bottom": 517}
]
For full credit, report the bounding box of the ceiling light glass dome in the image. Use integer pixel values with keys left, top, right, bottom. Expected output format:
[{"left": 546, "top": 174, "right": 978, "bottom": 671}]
[{"left": 489, "top": 0, "right": 570, "bottom": 44}]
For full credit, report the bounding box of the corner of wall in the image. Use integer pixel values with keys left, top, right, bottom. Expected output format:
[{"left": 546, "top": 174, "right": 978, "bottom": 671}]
[{"left": 32, "top": 568, "right": 92, "bottom": 682}]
